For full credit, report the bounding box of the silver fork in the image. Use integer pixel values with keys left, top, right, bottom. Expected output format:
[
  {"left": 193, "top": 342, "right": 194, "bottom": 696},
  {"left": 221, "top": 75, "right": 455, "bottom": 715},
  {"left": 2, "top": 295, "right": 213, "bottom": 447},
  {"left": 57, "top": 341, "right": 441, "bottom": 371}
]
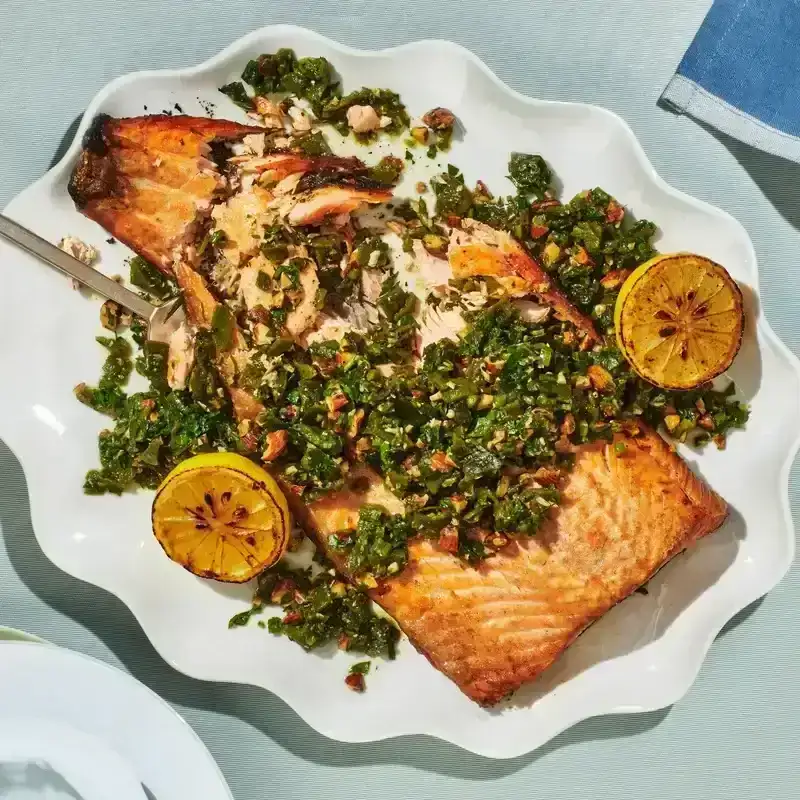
[{"left": 0, "top": 213, "right": 184, "bottom": 344}]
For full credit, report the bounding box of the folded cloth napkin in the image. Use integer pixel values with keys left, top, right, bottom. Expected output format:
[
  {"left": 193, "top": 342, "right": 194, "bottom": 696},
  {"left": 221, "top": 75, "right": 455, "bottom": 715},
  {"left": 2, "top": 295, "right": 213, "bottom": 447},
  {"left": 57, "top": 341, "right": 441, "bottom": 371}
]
[{"left": 661, "top": 0, "right": 800, "bottom": 161}]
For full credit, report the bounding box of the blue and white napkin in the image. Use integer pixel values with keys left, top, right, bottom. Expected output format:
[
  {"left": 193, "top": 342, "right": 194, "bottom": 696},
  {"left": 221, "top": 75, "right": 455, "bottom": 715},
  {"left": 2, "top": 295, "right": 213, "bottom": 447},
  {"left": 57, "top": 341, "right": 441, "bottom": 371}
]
[{"left": 661, "top": 0, "right": 800, "bottom": 161}]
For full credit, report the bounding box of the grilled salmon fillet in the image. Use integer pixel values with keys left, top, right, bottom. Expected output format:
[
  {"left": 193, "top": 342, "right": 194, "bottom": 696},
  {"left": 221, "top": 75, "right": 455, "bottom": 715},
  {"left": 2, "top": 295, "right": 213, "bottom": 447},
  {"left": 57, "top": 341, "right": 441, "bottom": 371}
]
[
  {"left": 68, "top": 115, "right": 266, "bottom": 273},
  {"left": 300, "top": 427, "right": 727, "bottom": 705}
]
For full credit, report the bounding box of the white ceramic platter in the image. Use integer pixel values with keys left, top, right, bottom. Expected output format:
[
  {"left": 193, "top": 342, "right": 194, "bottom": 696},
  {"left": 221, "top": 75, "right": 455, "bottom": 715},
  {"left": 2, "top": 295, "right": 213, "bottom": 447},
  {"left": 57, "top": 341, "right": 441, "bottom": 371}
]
[{"left": 0, "top": 26, "right": 798, "bottom": 759}]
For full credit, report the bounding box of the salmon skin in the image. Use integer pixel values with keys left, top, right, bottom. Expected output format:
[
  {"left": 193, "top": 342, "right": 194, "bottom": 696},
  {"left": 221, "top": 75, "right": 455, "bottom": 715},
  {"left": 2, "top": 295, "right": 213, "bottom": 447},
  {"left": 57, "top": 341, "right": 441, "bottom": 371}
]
[
  {"left": 68, "top": 114, "right": 265, "bottom": 273},
  {"left": 301, "top": 427, "right": 727, "bottom": 705}
]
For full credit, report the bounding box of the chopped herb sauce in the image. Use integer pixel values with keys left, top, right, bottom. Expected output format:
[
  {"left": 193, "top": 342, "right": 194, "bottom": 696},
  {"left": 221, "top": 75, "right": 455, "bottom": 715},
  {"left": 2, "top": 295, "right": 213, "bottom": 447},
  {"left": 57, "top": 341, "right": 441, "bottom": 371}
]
[{"left": 76, "top": 50, "right": 750, "bottom": 672}]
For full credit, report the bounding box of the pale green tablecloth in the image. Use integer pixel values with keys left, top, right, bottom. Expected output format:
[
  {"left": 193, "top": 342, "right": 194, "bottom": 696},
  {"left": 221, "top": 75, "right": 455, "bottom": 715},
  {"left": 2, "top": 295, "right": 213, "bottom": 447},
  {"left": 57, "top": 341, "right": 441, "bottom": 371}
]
[{"left": 1, "top": 1, "right": 799, "bottom": 798}]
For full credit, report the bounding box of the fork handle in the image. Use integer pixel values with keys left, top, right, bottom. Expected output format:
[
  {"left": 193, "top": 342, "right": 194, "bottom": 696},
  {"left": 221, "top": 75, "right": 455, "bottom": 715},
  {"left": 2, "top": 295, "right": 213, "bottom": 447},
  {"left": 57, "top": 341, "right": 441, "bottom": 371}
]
[{"left": 0, "top": 213, "right": 155, "bottom": 320}]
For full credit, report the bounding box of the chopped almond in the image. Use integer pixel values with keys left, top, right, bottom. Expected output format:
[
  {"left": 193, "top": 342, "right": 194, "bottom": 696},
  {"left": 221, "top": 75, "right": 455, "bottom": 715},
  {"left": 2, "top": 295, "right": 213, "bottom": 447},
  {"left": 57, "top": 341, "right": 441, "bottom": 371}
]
[
  {"left": 587, "top": 364, "right": 614, "bottom": 393},
  {"left": 262, "top": 430, "right": 289, "bottom": 462},
  {"left": 530, "top": 199, "right": 561, "bottom": 212},
  {"left": 326, "top": 391, "right": 349, "bottom": 416},
  {"left": 600, "top": 269, "right": 631, "bottom": 290},
  {"left": 533, "top": 466, "right": 562, "bottom": 486},
  {"left": 430, "top": 451, "right": 457, "bottom": 472},
  {"left": 348, "top": 408, "right": 365, "bottom": 439},
  {"left": 230, "top": 387, "right": 265, "bottom": 422},
  {"left": 579, "top": 333, "right": 595, "bottom": 352},
  {"left": 438, "top": 526, "right": 460, "bottom": 553}
]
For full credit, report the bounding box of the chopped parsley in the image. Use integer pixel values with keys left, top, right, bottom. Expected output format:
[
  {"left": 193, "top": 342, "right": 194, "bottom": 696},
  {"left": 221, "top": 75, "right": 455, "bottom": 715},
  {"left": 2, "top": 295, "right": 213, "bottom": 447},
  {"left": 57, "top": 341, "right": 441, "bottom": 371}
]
[
  {"left": 223, "top": 48, "right": 409, "bottom": 138},
  {"left": 255, "top": 565, "right": 399, "bottom": 658},
  {"left": 129, "top": 257, "right": 175, "bottom": 301}
]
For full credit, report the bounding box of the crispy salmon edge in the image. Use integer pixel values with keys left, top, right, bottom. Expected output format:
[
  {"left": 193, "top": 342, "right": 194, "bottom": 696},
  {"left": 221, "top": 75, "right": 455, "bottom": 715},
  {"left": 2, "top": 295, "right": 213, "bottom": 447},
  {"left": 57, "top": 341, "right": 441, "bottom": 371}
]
[{"left": 67, "top": 114, "right": 266, "bottom": 271}]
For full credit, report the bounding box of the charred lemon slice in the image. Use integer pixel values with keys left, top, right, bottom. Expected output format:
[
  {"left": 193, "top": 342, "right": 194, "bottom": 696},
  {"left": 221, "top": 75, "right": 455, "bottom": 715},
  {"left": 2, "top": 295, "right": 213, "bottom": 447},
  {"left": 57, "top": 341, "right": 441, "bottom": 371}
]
[
  {"left": 152, "top": 453, "right": 290, "bottom": 583},
  {"left": 615, "top": 253, "right": 744, "bottom": 390}
]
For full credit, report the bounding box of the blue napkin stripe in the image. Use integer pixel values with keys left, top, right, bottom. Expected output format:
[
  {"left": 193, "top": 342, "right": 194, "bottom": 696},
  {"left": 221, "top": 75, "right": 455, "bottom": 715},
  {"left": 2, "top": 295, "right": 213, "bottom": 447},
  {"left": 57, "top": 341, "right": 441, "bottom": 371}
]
[{"left": 662, "top": 74, "right": 800, "bottom": 161}]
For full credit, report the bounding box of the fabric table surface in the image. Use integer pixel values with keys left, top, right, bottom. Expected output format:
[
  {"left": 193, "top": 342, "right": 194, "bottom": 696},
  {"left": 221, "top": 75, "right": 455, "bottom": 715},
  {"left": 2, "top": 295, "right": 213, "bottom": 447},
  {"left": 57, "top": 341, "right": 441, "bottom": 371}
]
[{"left": 1, "top": 2, "right": 799, "bottom": 799}]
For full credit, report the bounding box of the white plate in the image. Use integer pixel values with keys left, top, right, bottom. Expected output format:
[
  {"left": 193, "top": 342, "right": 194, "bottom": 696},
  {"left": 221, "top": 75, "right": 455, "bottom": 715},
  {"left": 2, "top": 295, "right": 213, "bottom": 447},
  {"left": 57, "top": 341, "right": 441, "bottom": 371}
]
[
  {"left": 0, "top": 642, "right": 231, "bottom": 800},
  {"left": 0, "top": 717, "right": 145, "bottom": 800},
  {"left": 0, "top": 25, "right": 798, "bottom": 759}
]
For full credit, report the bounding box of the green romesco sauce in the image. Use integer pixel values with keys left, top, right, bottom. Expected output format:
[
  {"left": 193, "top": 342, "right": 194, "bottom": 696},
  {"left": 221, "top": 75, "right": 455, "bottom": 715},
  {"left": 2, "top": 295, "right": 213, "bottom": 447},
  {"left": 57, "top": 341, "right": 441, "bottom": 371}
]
[
  {"left": 229, "top": 563, "right": 399, "bottom": 661},
  {"left": 220, "top": 48, "right": 409, "bottom": 139}
]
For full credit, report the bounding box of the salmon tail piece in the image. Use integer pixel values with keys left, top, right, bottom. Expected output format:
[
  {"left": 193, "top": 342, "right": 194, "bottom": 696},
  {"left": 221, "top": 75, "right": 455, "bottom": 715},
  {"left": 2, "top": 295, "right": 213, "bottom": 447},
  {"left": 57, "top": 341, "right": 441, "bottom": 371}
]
[
  {"left": 68, "top": 114, "right": 266, "bottom": 274},
  {"left": 301, "top": 426, "right": 727, "bottom": 705}
]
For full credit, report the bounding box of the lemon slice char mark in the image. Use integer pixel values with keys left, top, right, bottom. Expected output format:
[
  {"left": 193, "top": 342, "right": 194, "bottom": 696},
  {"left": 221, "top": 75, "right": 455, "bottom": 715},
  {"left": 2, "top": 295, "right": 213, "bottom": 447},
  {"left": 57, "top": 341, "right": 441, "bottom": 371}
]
[
  {"left": 152, "top": 453, "right": 291, "bottom": 583},
  {"left": 615, "top": 253, "right": 744, "bottom": 391}
]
